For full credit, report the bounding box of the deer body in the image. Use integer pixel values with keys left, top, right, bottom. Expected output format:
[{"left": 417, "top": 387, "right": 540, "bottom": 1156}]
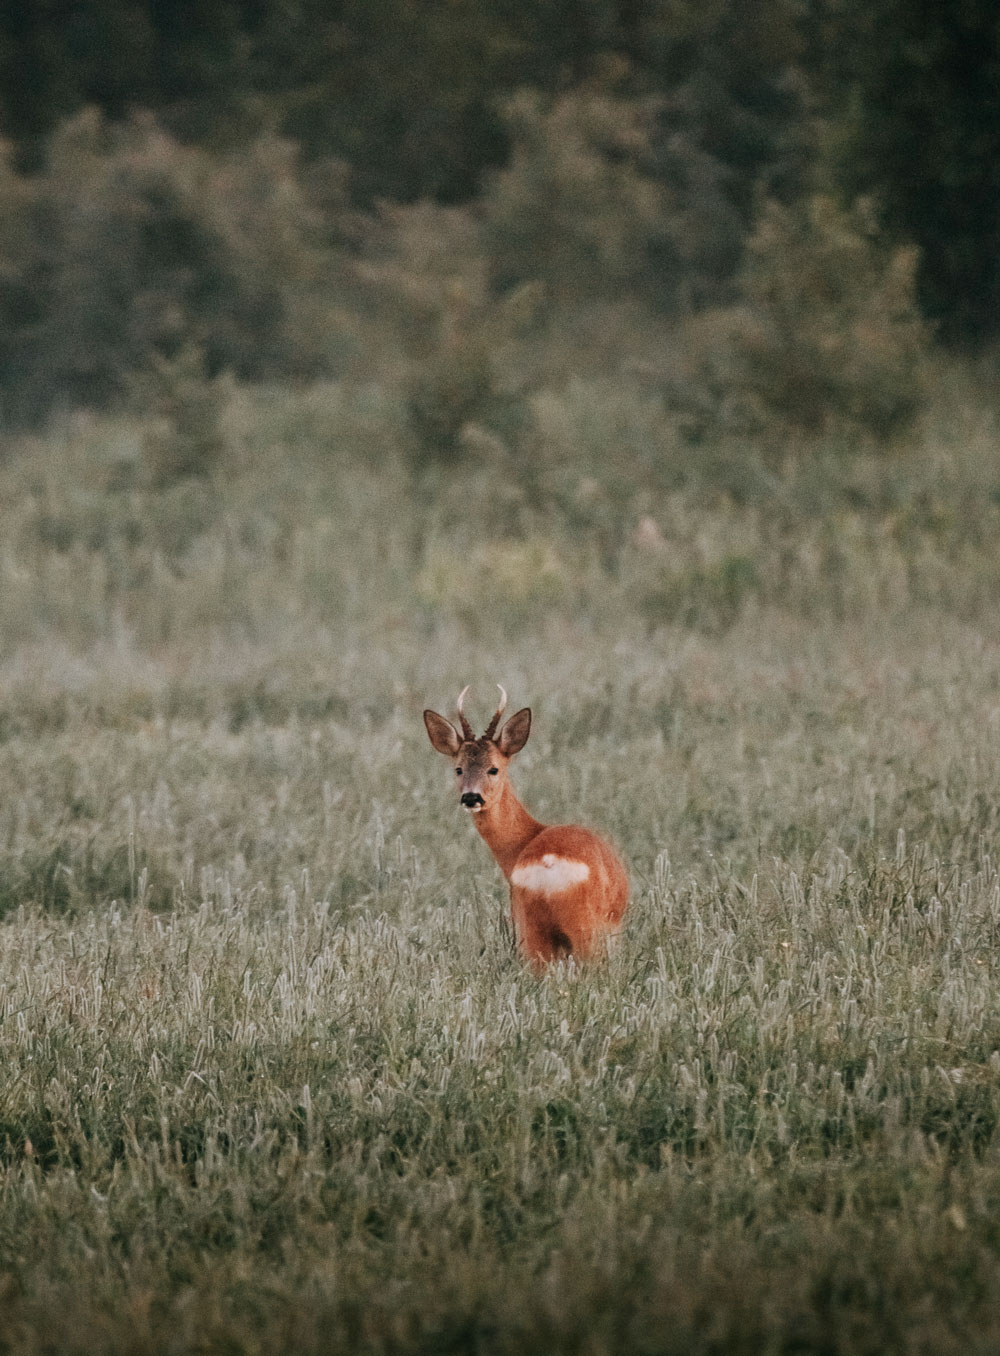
[{"left": 423, "top": 687, "right": 628, "bottom": 970}]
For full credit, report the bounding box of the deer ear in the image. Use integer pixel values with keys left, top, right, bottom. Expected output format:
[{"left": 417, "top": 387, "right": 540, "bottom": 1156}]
[
  {"left": 498, "top": 707, "right": 531, "bottom": 757},
  {"left": 424, "top": 710, "right": 462, "bottom": 756}
]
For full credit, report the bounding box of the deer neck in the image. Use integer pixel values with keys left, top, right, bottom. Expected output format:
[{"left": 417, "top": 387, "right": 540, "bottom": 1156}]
[{"left": 472, "top": 780, "right": 545, "bottom": 880}]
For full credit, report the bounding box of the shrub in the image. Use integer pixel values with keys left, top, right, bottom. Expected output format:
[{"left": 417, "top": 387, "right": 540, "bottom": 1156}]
[
  {"left": 355, "top": 200, "right": 540, "bottom": 467},
  {"left": 481, "top": 86, "right": 668, "bottom": 301},
  {"left": 0, "top": 110, "right": 336, "bottom": 426},
  {"left": 664, "top": 196, "right": 931, "bottom": 443},
  {"left": 404, "top": 284, "right": 541, "bottom": 466},
  {"left": 134, "top": 345, "right": 227, "bottom": 486}
]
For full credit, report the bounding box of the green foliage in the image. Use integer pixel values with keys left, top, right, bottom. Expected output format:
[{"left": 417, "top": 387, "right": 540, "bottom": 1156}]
[
  {"left": 403, "top": 288, "right": 538, "bottom": 468},
  {"left": 824, "top": 0, "right": 1000, "bottom": 343},
  {"left": 638, "top": 552, "right": 759, "bottom": 633},
  {"left": 269, "top": 0, "right": 515, "bottom": 204},
  {"left": 0, "top": 0, "right": 998, "bottom": 348},
  {"left": 406, "top": 344, "right": 498, "bottom": 465},
  {"left": 1, "top": 3, "right": 994, "bottom": 439},
  {"left": 354, "top": 200, "right": 541, "bottom": 467},
  {"left": 480, "top": 71, "right": 795, "bottom": 312},
  {"left": 665, "top": 196, "right": 930, "bottom": 441},
  {"left": 0, "top": 1, "right": 256, "bottom": 148},
  {"left": 134, "top": 346, "right": 227, "bottom": 486},
  {"left": 0, "top": 0, "right": 811, "bottom": 217},
  {"left": 0, "top": 111, "right": 334, "bottom": 426},
  {"left": 483, "top": 86, "right": 668, "bottom": 300}
]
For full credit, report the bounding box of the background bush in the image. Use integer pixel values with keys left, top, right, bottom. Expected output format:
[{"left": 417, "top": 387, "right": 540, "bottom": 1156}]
[
  {"left": 664, "top": 196, "right": 930, "bottom": 442},
  {"left": 0, "top": 111, "right": 336, "bottom": 426},
  {"left": 0, "top": 0, "right": 994, "bottom": 433}
]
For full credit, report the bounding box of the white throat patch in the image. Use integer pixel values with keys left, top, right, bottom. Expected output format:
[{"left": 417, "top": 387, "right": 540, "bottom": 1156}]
[{"left": 511, "top": 854, "right": 590, "bottom": 894}]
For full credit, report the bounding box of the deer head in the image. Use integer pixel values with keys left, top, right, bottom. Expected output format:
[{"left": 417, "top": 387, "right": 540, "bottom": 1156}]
[{"left": 423, "top": 685, "right": 531, "bottom": 813}]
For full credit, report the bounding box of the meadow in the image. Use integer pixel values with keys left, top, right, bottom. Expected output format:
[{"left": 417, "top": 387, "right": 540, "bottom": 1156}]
[{"left": 1, "top": 375, "right": 1000, "bottom": 1353}]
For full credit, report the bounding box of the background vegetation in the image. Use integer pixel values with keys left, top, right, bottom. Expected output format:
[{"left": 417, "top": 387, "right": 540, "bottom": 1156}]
[{"left": 1, "top": 3, "right": 1000, "bottom": 1353}]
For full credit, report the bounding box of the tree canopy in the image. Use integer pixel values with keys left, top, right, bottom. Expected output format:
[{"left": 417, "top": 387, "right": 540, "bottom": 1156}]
[{"left": 0, "top": 0, "right": 998, "bottom": 343}]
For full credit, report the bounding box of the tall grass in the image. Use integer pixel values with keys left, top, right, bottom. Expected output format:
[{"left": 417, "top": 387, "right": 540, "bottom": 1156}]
[{"left": 0, "top": 378, "right": 999, "bottom": 1351}]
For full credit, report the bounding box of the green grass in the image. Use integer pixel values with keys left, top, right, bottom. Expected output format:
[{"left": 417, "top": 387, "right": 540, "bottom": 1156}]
[{"left": 0, "top": 382, "right": 999, "bottom": 1352}]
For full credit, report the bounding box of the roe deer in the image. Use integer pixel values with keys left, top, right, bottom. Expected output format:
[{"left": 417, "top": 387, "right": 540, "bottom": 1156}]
[{"left": 423, "top": 686, "right": 628, "bottom": 970}]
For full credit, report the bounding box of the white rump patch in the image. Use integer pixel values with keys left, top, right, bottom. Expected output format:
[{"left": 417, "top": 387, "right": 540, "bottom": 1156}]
[{"left": 511, "top": 854, "right": 590, "bottom": 894}]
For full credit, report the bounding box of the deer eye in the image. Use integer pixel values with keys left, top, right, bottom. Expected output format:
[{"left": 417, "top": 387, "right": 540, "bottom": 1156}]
[
  {"left": 455, "top": 767, "right": 463, "bottom": 775},
  {"left": 488, "top": 767, "right": 499, "bottom": 775}
]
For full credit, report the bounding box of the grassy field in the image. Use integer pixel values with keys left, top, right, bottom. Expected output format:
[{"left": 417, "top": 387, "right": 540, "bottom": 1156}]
[{"left": 0, "top": 380, "right": 1000, "bottom": 1353}]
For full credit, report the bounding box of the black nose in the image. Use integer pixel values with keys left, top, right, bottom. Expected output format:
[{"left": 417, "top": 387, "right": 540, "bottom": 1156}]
[{"left": 461, "top": 792, "right": 484, "bottom": 808}]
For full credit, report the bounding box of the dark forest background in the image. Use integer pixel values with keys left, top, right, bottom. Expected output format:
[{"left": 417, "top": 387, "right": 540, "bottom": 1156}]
[{"left": 0, "top": 0, "right": 997, "bottom": 438}]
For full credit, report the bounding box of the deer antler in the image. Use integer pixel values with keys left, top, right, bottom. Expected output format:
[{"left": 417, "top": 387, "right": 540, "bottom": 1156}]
[
  {"left": 484, "top": 684, "right": 508, "bottom": 740},
  {"left": 455, "top": 685, "right": 475, "bottom": 741}
]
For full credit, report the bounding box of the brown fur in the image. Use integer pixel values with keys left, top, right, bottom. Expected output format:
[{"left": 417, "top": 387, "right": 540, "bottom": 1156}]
[{"left": 423, "top": 690, "right": 629, "bottom": 971}]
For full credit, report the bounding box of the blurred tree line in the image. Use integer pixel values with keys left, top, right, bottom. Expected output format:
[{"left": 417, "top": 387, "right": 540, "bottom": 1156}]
[
  {"left": 0, "top": 1, "right": 805, "bottom": 205},
  {"left": 0, "top": 0, "right": 996, "bottom": 430}
]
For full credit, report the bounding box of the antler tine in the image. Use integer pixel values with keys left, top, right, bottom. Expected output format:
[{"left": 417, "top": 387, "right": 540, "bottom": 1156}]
[
  {"left": 484, "top": 684, "right": 508, "bottom": 740},
  {"left": 455, "top": 685, "right": 475, "bottom": 741}
]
